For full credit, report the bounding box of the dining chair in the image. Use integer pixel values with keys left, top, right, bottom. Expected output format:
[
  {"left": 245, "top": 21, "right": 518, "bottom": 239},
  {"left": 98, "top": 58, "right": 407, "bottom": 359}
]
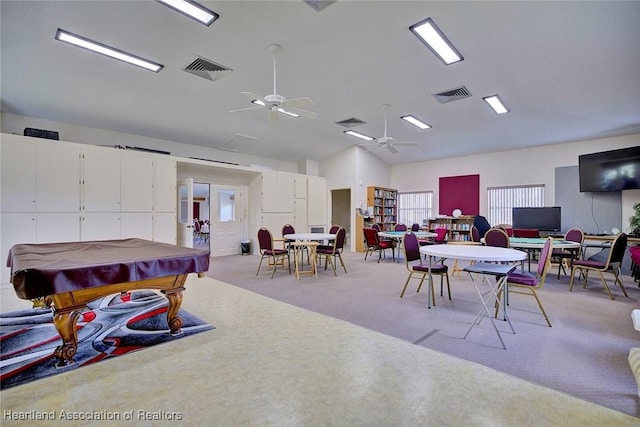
[
  {"left": 282, "top": 223, "right": 307, "bottom": 264},
  {"left": 193, "top": 220, "right": 202, "bottom": 244},
  {"left": 400, "top": 231, "right": 450, "bottom": 305},
  {"left": 473, "top": 215, "right": 492, "bottom": 240},
  {"left": 470, "top": 225, "right": 481, "bottom": 243},
  {"left": 394, "top": 223, "right": 408, "bottom": 231},
  {"left": 363, "top": 227, "right": 395, "bottom": 262},
  {"left": 433, "top": 227, "right": 448, "bottom": 243},
  {"left": 411, "top": 223, "right": 420, "bottom": 232},
  {"left": 552, "top": 227, "right": 584, "bottom": 278},
  {"left": 484, "top": 227, "right": 510, "bottom": 248},
  {"left": 256, "top": 227, "right": 291, "bottom": 279},
  {"left": 496, "top": 237, "right": 554, "bottom": 327},
  {"left": 569, "top": 233, "right": 628, "bottom": 299},
  {"left": 316, "top": 227, "right": 347, "bottom": 276}
]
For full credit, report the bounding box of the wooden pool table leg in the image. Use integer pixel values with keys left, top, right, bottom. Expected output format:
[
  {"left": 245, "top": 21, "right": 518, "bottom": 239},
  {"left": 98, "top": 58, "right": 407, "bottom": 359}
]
[
  {"left": 51, "top": 307, "right": 83, "bottom": 368},
  {"left": 162, "top": 288, "right": 184, "bottom": 334}
]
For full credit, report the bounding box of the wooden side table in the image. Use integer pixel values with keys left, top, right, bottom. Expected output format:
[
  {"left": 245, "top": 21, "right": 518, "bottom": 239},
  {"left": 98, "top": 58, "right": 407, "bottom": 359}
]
[{"left": 292, "top": 241, "right": 320, "bottom": 279}]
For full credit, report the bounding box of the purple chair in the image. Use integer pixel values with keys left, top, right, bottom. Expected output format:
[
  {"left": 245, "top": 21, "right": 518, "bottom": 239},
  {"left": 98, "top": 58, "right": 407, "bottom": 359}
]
[
  {"left": 484, "top": 227, "right": 510, "bottom": 248},
  {"left": 569, "top": 233, "right": 628, "bottom": 299},
  {"left": 411, "top": 223, "right": 420, "bottom": 232},
  {"left": 498, "top": 237, "right": 554, "bottom": 327},
  {"left": 400, "top": 231, "right": 450, "bottom": 305},
  {"left": 470, "top": 225, "right": 481, "bottom": 243},
  {"left": 363, "top": 227, "right": 395, "bottom": 262},
  {"left": 316, "top": 227, "right": 347, "bottom": 275},
  {"left": 552, "top": 227, "right": 584, "bottom": 278},
  {"left": 394, "top": 223, "right": 408, "bottom": 231},
  {"left": 256, "top": 228, "right": 291, "bottom": 278}
]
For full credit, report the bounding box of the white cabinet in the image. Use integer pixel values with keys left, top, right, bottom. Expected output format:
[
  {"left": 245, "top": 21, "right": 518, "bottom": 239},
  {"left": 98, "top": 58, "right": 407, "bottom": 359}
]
[
  {"left": 154, "top": 158, "right": 177, "bottom": 213},
  {"left": 153, "top": 212, "right": 177, "bottom": 244},
  {"left": 121, "top": 155, "right": 154, "bottom": 212},
  {"left": 1, "top": 136, "right": 36, "bottom": 212},
  {"left": 262, "top": 171, "right": 295, "bottom": 212},
  {"left": 294, "top": 177, "right": 307, "bottom": 199},
  {"left": 36, "top": 213, "right": 80, "bottom": 243},
  {"left": 82, "top": 150, "right": 121, "bottom": 212},
  {"left": 294, "top": 199, "right": 308, "bottom": 232},
  {"left": 37, "top": 143, "right": 80, "bottom": 212},
  {"left": 307, "top": 176, "right": 327, "bottom": 226},
  {"left": 121, "top": 212, "right": 154, "bottom": 240}
]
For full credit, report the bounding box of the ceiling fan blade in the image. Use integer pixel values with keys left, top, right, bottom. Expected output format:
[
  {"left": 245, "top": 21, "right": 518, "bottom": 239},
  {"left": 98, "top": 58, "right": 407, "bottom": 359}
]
[
  {"left": 281, "top": 97, "right": 314, "bottom": 109},
  {"left": 387, "top": 144, "right": 399, "bottom": 154},
  {"left": 392, "top": 142, "right": 418, "bottom": 147},
  {"left": 282, "top": 106, "right": 318, "bottom": 119},
  {"left": 229, "top": 106, "right": 264, "bottom": 113}
]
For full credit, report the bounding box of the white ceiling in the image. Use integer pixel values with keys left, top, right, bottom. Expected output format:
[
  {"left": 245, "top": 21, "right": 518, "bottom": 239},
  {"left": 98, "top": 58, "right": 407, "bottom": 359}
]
[{"left": 2, "top": 1, "right": 639, "bottom": 166}]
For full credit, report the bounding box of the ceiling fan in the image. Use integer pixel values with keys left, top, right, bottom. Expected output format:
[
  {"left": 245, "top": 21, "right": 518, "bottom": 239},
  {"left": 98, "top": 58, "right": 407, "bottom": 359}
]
[
  {"left": 359, "top": 104, "right": 417, "bottom": 153},
  {"left": 230, "top": 44, "right": 317, "bottom": 119}
]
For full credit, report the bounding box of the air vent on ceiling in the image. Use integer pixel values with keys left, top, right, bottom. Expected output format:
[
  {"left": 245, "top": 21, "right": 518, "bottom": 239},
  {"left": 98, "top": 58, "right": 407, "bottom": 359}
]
[
  {"left": 304, "top": 0, "right": 336, "bottom": 12},
  {"left": 335, "top": 118, "right": 366, "bottom": 128},
  {"left": 216, "top": 134, "right": 257, "bottom": 153},
  {"left": 183, "top": 56, "right": 233, "bottom": 82},
  {"left": 433, "top": 86, "right": 472, "bottom": 104}
]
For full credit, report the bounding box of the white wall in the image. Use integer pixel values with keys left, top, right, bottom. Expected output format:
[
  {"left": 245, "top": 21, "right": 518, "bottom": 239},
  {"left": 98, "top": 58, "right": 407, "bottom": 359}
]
[
  {"left": 1, "top": 113, "right": 299, "bottom": 173},
  {"left": 391, "top": 134, "right": 640, "bottom": 231}
]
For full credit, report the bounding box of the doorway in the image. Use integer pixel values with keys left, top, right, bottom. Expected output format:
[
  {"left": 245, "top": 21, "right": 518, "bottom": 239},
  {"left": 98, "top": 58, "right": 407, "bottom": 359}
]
[
  {"left": 330, "top": 188, "right": 351, "bottom": 248},
  {"left": 193, "top": 183, "right": 211, "bottom": 251}
]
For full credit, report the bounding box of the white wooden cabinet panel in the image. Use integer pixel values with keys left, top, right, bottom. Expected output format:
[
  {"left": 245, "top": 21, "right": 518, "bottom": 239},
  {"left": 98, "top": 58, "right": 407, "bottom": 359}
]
[
  {"left": 261, "top": 172, "right": 295, "bottom": 213},
  {"left": 294, "top": 177, "right": 307, "bottom": 199},
  {"left": 261, "top": 213, "right": 295, "bottom": 240},
  {"left": 121, "top": 212, "right": 153, "bottom": 240},
  {"left": 81, "top": 213, "right": 121, "bottom": 241},
  {"left": 1, "top": 213, "right": 37, "bottom": 283},
  {"left": 36, "top": 213, "right": 80, "bottom": 243},
  {"left": 154, "top": 158, "right": 177, "bottom": 213},
  {"left": 1, "top": 136, "right": 37, "bottom": 212},
  {"left": 154, "top": 212, "right": 177, "bottom": 244},
  {"left": 307, "top": 176, "right": 327, "bottom": 225},
  {"left": 36, "top": 144, "right": 81, "bottom": 212},
  {"left": 294, "top": 199, "right": 308, "bottom": 232},
  {"left": 121, "top": 155, "right": 153, "bottom": 212},
  {"left": 82, "top": 150, "right": 121, "bottom": 212}
]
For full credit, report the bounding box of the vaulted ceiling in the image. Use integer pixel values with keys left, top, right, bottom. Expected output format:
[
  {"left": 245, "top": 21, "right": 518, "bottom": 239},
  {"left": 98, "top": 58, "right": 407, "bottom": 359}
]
[{"left": 2, "top": 1, "right": 639, "bottom": 166}]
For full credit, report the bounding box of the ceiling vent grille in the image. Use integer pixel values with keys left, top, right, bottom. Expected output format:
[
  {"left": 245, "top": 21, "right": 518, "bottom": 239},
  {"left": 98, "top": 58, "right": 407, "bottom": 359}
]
[
  {"left": 336, "top": 118, "right": 366, "bottom": 128},
  {"left": 304, "top": 0, "right": 336, "bottom": 12},
  {"left": 183, "top": 56, "right": 233, "bottom": 82},
  {"left": 216, "top": 134, "right": 257, "bottom": 153},
  {"left": 433, "top": 86, "right": 472, "bottom": 104}
]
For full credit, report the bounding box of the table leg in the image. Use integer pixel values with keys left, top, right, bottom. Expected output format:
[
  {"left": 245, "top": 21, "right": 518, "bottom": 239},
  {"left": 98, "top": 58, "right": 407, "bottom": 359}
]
[
  {"left": 162, "top": 288, "right": 184, "bottom": 334},
  {"left": 51, "top": 308, "right": 82, "bottom": 368}
]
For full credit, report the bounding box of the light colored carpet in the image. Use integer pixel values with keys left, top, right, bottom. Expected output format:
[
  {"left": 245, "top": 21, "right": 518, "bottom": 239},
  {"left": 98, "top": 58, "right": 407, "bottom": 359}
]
[{"left": 208, "top": 249, "right": 640, "bottom": 417}]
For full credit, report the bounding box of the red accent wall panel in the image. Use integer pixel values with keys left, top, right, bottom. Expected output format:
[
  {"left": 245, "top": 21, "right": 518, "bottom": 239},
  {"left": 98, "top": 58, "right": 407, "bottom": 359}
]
[{"left": 439, "top": 174, "right": 479, "bottom": 216}]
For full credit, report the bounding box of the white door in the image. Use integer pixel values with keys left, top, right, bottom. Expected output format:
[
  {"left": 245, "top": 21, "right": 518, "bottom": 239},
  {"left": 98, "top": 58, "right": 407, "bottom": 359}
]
[
  {"left": 177, "top": 178, "right": 194, "bottom": 248},
  {"left": 210, "top": 185, "right": 242, "bottom": 256}
]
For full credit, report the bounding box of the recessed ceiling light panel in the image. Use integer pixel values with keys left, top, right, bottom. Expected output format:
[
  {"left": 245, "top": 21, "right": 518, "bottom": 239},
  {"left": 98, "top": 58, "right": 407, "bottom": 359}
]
[
  {"left": 483, "top": 95, "right": 510, "bottom": 114},
  {"left": 156, "top": 0, "right": 219, "bottom": 26},
  {"left": 344, "top": 130, "right": 375, "bottom": 141},
  {"left": 401, "top": 115, "right": 431, "bottom": 130},
  {"left": 55, "top": 29, "right": 163, "bottom": 72},
  {"left": 410, "top": 17, "right": 463, "bottom": 65}
]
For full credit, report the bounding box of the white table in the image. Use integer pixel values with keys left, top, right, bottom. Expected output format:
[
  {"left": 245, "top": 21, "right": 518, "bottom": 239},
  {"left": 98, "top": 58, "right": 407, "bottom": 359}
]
[
  {"left": 508, "top": 237, "right": 581, "bottom": 271},
  {"left": 420, "top": 244, "right": 527, "bottom": 349},
  {"left": 378, "top": 231, "right": 437, "bottom": 262}
]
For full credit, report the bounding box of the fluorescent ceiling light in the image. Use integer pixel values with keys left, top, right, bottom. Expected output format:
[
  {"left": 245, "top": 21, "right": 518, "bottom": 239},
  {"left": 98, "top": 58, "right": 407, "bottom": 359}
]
[
  {"left": 401, "top": 115, "right": 431, "bottom": 130},
  {"left": 483, "top": 95, "right": 510, "bottom": 114},
  {"left": 55, "top": 29, "right": 163, "bottom": 72},
  {"left": 410, "top": 18, "right": 463, "bottom": 65},
  {"left": 344, "top": 130, "right": 375, "bottom": 141},
  {"left": 156, "top": 0, "right": 219, "bottom": 26}
]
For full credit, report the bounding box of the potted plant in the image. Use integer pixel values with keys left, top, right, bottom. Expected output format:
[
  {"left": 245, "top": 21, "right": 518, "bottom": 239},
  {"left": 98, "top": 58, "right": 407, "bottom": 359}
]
[{"left": 629, "top": 202, "right": 640, "bottom": 237}]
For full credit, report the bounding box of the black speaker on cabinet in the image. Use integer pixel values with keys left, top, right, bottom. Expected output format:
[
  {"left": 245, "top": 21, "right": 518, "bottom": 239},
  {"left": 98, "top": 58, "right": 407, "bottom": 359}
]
[{"left": 23, "top": 127, "right": 59, "bottom": 140}]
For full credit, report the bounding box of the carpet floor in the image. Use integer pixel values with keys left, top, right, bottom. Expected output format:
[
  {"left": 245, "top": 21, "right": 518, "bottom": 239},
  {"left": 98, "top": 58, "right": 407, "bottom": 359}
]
[{"left": 208, "top": 250, "right": 640, "bottom": 417}]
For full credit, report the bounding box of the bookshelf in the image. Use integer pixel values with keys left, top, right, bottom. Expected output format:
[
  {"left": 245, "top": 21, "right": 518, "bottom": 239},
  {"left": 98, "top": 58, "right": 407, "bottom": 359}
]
[
  {"left": 426, "top": 216, "right": 475, "bottom": 241},
  {"left": 367, "top": 186, "right": 397, "bottom": 231}
]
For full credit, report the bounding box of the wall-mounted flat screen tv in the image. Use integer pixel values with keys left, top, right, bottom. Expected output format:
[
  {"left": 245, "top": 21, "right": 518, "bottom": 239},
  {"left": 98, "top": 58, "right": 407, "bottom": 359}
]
[
  {"left": 579, "top": 146, "right": 640, "bottom": 192},
  {"left": 512, "top": 207, "right": 561, "bottom": 232}
]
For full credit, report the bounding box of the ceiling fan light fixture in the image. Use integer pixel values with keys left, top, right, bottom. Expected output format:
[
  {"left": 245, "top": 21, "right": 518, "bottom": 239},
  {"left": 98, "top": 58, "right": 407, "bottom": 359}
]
[
  {"left": 483, "top": 95, "right": 510, "bottom": 114},
  {"left": 155, "top": 0, "right": 219, "bottom": 26},
  {"left": 410, "top": 17, "right": 463, "bottom": 65},
  {"left": 54, "top": 29, "right": 163, "bottom": 72},
  {"left": 401, "top": 115, "right": 431, "bottom": 129},
  {"left": 344, "top": 130, "right": 375, "bottom": 141}
]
